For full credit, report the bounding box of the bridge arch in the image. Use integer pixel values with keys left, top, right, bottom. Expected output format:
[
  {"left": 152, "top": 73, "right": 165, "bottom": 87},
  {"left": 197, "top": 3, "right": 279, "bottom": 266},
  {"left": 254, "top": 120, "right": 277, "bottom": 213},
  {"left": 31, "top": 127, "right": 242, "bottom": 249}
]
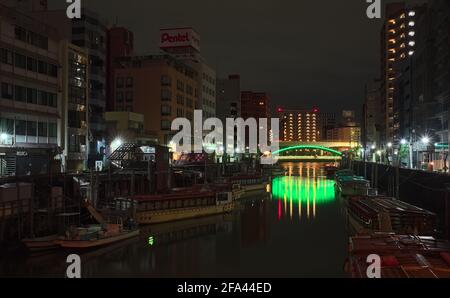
[{"left": 272, "top": 145, "right": 343, "bottom": 157}]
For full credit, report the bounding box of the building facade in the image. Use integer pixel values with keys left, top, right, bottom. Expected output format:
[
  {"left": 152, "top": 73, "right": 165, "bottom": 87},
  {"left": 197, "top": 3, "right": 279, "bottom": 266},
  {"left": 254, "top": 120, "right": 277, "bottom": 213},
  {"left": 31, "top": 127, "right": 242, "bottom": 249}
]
[
  {"left": 106, "top": 26, "right": 134, "bottom": 112},
  {"left": 240, "top": 91, "right": 270, "bottom": 121},
  {"left": 113, "top": 55, "right": 199, "bottom": 145},
  {"left": 71, "top": 9, "right": 107, "bottom": 166},
  {"left": 216, "top": 75, "right": 241, "bottom": 122},
  {"left": 60, "top": 42, "right": 89, "bottom": 172},
  {"left": 0, "top": 3, "right": 61, "bottom": 176},
  {"left": 364, "top": 79, "right": 382, "bottom": 147},
  {"left": 277, "top": 108, "right": 320, "bottom": 143},
  {"left": 380, "top": 2, "right": 407, "bottom": 144}
]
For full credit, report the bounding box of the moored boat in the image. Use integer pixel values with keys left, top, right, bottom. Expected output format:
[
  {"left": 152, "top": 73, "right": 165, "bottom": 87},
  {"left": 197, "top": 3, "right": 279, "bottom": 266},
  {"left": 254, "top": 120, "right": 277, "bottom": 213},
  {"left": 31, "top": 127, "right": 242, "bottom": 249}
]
[
  {"left": 22, "top": 235, "right": 59, "bottom": 253},
  {"left": 335, "top": 176, "right": 370, "bottom": 197},
  {"left": 346, "top": 196, "right": 436, "bottom": 236},
  {"left": 130, "top": 185, "right": 237, "bottom": 225},
  {"left": 346, "top": 233, "right": 450, "bottom": 278},
  {"left": 57, "top": 224, "right": 140, "bottom": 249}
]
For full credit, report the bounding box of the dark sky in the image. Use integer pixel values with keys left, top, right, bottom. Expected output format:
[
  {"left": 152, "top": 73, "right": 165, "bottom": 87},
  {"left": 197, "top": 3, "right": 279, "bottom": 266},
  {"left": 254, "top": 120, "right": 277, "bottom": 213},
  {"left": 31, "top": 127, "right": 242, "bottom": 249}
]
[{"left": 49, "top": 0, "right": 407, "bottom": 116}]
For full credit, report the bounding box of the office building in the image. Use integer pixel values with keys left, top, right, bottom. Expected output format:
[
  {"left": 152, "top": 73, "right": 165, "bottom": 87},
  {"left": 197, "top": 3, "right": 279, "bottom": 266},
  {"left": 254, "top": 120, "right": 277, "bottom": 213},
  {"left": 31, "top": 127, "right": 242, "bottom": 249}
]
[{"left": 113, "top": 55, "right": 199, "bottom": 145}]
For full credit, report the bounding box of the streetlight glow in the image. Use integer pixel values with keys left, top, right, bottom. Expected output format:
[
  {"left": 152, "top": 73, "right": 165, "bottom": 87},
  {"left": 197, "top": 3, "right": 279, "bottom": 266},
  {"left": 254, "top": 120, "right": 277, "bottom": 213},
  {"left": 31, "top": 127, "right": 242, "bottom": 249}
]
[
  {"left": 387, "top": 142, "right": 393, "bottom": 148},
  {"left": 400, "top": 139, "right": 407, "bottom": 145},
  {"left": 0, "top": 133, "right": 7, "bottom": 141},
  {"left": 421, "top": 136, "right": 430, "bottom": 145},
  {"left": 111, "top": 138, "right": 123, "bottom": 152}
]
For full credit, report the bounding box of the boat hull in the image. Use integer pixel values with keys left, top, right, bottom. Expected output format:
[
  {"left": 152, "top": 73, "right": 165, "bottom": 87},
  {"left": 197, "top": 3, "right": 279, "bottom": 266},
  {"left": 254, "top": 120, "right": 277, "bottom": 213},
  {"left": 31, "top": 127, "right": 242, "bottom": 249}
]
[
  {"left": 22, "top": 235, "right": 60, "bottom": 252},
  {"left": 57, "top": 230, "right": 140, "bottom": 249},
  {"left": 136, "top": 202, "right": 235, "bottom": 225}
]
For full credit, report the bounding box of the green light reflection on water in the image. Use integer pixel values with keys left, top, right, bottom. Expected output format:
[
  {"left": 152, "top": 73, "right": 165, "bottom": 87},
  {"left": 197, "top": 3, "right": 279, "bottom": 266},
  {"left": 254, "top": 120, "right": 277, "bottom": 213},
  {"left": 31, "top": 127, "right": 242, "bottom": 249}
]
[
  {"left": 272, "top": 176, "right": 336, "bottom": 205},
  {"left": 271, "top": 175, "right": 336, "bottom": 220}
]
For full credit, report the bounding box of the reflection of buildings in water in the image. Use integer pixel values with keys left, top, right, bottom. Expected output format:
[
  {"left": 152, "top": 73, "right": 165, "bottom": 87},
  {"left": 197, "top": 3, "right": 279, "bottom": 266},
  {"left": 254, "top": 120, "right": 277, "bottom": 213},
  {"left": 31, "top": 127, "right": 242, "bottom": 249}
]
[
  {"left": 272, "top": 163, "right": 335, "bottom": 221},
  {"left": 240, "top": 199, "right": 269, "bottom": 246}
]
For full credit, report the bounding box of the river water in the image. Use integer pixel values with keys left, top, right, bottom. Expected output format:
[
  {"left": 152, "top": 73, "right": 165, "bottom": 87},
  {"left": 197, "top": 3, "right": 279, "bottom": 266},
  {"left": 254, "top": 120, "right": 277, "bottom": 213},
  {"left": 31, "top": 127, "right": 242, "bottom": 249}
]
[{"left": 0, "top": 162, "right": 349, "bottom": 278}]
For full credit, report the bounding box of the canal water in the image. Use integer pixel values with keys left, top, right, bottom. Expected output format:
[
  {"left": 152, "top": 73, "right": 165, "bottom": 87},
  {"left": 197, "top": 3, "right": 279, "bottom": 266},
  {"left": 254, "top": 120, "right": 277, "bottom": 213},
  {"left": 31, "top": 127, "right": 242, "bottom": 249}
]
[{"left": 0, "top": 162, "right": 349, "bottom": 278}]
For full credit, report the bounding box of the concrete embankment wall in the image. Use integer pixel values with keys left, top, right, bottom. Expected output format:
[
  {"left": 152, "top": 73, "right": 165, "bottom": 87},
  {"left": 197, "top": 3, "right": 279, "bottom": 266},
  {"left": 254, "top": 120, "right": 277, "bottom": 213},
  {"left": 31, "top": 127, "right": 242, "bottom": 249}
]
[{"left": 346, "top": 160, "right": 450, "bottom": 240}]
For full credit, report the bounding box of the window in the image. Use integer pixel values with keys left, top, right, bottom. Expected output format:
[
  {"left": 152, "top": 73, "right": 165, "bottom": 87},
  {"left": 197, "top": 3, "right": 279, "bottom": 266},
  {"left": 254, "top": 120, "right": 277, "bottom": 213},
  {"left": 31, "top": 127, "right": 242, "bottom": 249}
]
[
  {"left": 48, "top": 93, "right": 57, "bottom": 107},
  {"left": 38, "top": 60, "right": 48, "bottom": 74},
  {"left": 14, "top": 85, "right": 26, "bottom": 102},
  {"left": 125, "top": 92, "right": 133, "bottom": 102},
  {"left": 126, "top": 77, "right": 133, "bottom": 87},
  {"left": 38, "top": 122, "right": 48, "bottom": 137},
  {"left": 177, "top": 94, "right": 184, "bottom": 105},
  {"left": 14, "top": 53, "right": 26, "bottom": 69},
  {"left": 48, "top": 64, "right": 58, "bottom": 77},
  {"left": 161, "top": 89, "right": 172, "bottom": 101},
  {"left": 38, "top": 90, "right": 48, "bottom": 106},
  {"left": 1, "top": 49, "right": 13, "bottom": 65},
  {"left": 0, "top": 118, "right": 14, "bottom": 134},
  {"left": 1, "top": 83, "right": 13, "bottom": 99},
  {"left": 15, "top": 120, "right": 26, "bottom": 135},
  {"left": 177, "top": 80, "right": 184, "bottom": 92},
  {"left": 27, "top": 88, "right": 37, "bottom": 104},
  {"left": 161, "top": 120, "right": 171, "bottom": 130},
  {"left": 27, "top": 57, "right": 37, "bottom": 72},
  {"left": 116, "top": 92, "right": 124, "bottom": 102},
  {"left": 161, "top": 75, "right": 172, "bottom": 86},
  {"left": 48, "top": 123, "right": 57, "bottom": 138},
  {"left": 161, "top": 105, "right": 171, "bottom": 116},
  {"left": 26, "top": 121, "right": 37, "bottom": 136},
  {"left": 116, "top": 77, "right": 124, "bottom": 88},
  {"left": 14, "top": 26, "right": 27, "bottom": 42}
]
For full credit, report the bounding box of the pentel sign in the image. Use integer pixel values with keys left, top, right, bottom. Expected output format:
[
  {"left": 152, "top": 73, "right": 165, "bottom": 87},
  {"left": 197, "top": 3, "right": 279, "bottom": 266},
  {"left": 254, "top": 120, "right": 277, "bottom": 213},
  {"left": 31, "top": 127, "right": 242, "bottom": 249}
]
[{"left": 159, "top": 28, "right": 200, "bottom": 52}]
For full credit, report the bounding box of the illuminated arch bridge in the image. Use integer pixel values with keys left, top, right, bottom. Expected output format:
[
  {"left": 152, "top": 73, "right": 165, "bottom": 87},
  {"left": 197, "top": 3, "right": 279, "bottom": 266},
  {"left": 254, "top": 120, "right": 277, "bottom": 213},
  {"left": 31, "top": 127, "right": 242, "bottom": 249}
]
[{"left": 270, "top": 142, "right": 354, "bottom": 161}]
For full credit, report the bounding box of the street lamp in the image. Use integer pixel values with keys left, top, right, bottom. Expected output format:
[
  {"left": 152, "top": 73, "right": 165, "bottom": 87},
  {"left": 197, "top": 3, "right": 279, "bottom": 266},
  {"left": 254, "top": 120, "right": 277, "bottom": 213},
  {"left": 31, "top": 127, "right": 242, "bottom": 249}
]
[
  {"left": 400, "top": 139, "right": 407, "bottom": 145},
  {"left": 0, "top": 133, "right": 7, "bottom": 142},
  {"left": 387, "top": 142, "right": 393, "bottom": 148}
]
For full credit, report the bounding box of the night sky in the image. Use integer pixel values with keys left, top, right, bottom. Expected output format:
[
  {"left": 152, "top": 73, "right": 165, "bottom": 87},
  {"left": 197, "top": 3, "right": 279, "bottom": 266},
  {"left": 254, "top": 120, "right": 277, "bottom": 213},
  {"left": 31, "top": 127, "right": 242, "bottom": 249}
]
[{"left": 49, "top": 0, "right": 408, "bottom": 117}]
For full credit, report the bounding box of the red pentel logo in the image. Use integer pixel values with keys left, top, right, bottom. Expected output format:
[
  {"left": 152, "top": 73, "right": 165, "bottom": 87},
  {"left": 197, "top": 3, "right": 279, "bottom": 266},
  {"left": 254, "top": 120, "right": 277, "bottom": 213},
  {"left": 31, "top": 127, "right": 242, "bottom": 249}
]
[{"left": 161, "top": 32, "right": 190, "bottom": 43}]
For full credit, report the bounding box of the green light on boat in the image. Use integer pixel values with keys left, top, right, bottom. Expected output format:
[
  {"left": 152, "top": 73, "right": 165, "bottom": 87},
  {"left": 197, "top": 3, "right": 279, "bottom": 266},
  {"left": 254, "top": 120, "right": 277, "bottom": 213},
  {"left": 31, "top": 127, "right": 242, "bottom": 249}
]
[{"left": 148, "top": 236, "right": 155, "bottom": 246}]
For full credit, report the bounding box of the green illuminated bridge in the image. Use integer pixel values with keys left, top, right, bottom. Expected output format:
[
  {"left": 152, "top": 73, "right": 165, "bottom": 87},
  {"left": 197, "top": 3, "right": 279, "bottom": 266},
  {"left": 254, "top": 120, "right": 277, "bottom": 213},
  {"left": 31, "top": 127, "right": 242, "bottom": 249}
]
[{"left": 271, "top": 141, "right": 358, "bottom": 161}]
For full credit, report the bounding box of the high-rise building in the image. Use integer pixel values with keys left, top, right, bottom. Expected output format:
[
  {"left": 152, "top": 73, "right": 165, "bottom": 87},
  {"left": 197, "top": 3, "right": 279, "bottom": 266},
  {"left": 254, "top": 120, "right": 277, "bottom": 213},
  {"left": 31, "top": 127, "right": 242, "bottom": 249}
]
[
  {"left": 113, "top": 55, "right": 199, "bottom": 145},
  {"left": 199, "top": 62, "right": 216, "bottom": 119},
  {"left": 240, "top": 91, "right": 270, "bottom": 121},
  {"left": 380, "top": 2, "right": 406, "bottom": 144},
  {"left": 71, "top": 9, "right": 107, "bottom": 166},
  {"left": 394, "top": 0, "right": 449, "bottom": 170},
  {"left": 364, "top": 79, "right": 382, "bottom": 147},
  {"left": 60, "top": 42, "right": 89, "bottom": 172},
  {"left": 0, "top": 3, "right": 61, "bottom": 176},
  {"left": 158, "top": 28, "right": 216, "bottom": 119},
  {"left": 216, "top": 75, "right": 241, "bottom": 122},
  {"left": 277, "top": 108, "right": 320, "bottom": 143},
  {"left": 106, "top": 26, "right": 134, "bottom": 112},
  {"left": 318, "top": 112, "right": 337, "bottom": 141}
]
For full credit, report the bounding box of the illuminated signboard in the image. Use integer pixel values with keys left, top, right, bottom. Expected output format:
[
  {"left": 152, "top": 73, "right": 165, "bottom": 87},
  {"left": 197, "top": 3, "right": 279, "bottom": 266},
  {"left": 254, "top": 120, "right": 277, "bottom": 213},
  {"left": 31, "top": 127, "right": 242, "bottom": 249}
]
[{"left": 159, "top": 27, "right": 200, "bottom": 52}]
